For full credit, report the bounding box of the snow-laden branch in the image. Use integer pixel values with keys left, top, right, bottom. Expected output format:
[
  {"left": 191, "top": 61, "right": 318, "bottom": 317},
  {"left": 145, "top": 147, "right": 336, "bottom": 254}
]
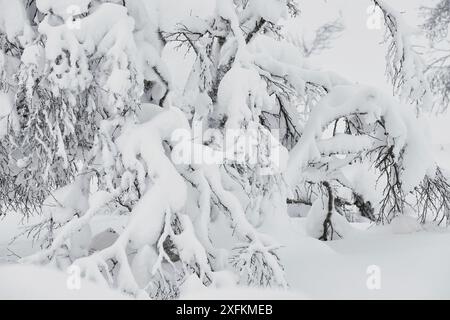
[
  {"left": 204, "top": 164, "right": 287, "bottom": 288},
  {"left": 374, "top": 0, "right": 432, "bottom": 110},
  {"left": 286, "top": 84, "right": 436, "bottom": 222}
]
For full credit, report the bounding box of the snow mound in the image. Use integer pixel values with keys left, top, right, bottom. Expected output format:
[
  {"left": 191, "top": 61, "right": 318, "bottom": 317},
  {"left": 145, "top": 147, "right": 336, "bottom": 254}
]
[
  {"left": 390, "top": 215, "right": 423, "bottom": 234},
  {"left": 0, "top": 264, "right": 131, "bottom": 300}
]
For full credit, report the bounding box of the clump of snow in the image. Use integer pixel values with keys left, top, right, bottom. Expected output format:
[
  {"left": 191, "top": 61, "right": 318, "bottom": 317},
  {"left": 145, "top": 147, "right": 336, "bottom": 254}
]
[
  {"left": 42, "top": 177, "right": 89, "bottom": 225},
  {"left": 390, "top": 215, "right": 423, "bottom": 234},
  {"left": 241, "top": 0, "right": 289, "bottom": 25},
  {"left": 216, "top": 66, "right": 272, "bottom": 129}
]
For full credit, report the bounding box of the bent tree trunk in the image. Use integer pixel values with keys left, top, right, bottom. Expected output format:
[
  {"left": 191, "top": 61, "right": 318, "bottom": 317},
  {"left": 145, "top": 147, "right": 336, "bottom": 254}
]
[{"left": 319, "top": 181, "right": 334, "bottom": 241}]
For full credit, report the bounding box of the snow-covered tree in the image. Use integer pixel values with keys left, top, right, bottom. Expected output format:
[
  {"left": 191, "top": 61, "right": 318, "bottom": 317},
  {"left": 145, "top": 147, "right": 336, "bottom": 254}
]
[
  {"left": 421, "top": 0, "right": 450, "bottom": 112},
  {"left": 0, "top": 0, "right": 449, "bottom": 298},
  {"left": 374, "top": 0, "right": 432, "bottom": 112}
]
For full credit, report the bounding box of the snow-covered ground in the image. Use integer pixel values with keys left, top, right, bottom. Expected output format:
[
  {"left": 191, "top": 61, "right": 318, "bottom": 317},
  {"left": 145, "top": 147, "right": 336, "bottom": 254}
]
[
  {"left": 281, "top": 219, "right": 450, "bottom": 299},
  {"left": 2, "top": 210, "right": 450, "bottom": 299}
]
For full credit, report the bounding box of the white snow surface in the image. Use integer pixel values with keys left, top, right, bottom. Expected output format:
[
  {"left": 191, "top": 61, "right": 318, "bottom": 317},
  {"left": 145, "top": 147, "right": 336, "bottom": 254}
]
[
  {"left": 0, "top": 264, "right": 130, "bottom": 300},
  {"left": 3, "top": 212, "right": 450, "bottom": 299}
]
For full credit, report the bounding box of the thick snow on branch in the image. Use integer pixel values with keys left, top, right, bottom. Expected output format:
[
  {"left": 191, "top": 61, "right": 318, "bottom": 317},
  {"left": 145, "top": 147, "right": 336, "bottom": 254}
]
[
  {"left": 0, "top": 0, "right": 34, "bottom": 45},
  {"left": 115, "top": 108, "right": 189, "bottom": 247},
  {"left": 374, "top": 0, "right": 432, "bottom": 110},
  {"left": 286, "top": 85, "right": 435, "bottom": 194},
  {"left": 21, "top": 187, "right": 112, "bottom": 264}
]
